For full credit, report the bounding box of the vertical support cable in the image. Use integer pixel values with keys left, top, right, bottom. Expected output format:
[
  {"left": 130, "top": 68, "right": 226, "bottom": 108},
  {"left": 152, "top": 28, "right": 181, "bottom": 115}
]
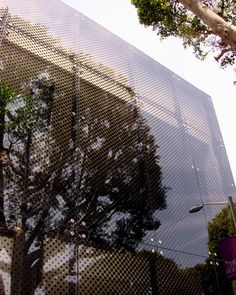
[{"left": 68, "top": 53, "right": 80, "bottom": 295}]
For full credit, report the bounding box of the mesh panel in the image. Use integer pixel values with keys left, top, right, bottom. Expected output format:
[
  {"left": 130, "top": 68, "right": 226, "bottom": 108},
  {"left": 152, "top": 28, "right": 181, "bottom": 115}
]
[
  {"left": 42, "top": 239, "right": 75, "bottom": 295},
  {"left": 0, "top": 236, "right": 13, "bottom": 295},
  {"left": 77, "top": 246, "right": 152, "bottom": 295},
  {"left": 0, "top": 1, "right": 235, "bottom": 294},
  {"left": 157, "top": 250, "right": 203, "bottom": 295}
]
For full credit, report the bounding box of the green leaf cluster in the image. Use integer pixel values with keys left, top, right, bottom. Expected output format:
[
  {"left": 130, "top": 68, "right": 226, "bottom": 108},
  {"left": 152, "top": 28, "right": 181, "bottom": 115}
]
[
  {"left": 208, "top": 204, "right": 236, "bottom": 254},
  {"left": 131, "top": 0, "right": 236, "bottom": 66},
  {"left": 0, "top": 84, "right": 15, "bottom": 117},
  {"left": 192, "top": 204, "right": 236, "bottom": 295}
]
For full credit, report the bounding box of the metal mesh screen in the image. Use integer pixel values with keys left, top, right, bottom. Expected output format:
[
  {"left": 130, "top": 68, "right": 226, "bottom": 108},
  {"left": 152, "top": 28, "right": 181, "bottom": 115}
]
[{"left": 0, "top": 1, "right": 235, "bottom": 294}]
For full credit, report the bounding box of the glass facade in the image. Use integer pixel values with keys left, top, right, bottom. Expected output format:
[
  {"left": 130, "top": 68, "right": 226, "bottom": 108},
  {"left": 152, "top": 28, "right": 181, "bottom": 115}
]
[{"left": 0, "top": 0, "right": 235, "bottom": 294}]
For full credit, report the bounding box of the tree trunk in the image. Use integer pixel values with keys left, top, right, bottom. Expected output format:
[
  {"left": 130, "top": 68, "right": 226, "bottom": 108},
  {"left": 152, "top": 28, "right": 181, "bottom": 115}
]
[
  {"left": 10, "top": 232, "right": 25, "bottom": 295},
  {"left": 0, "top": 94, "right": 7, "bottom": 231},
  {"left": 178, "top": 0, "right": 236, "bottom": 51},
  {"left": 68, "top": 243, "right": 77, "bottom": 295},
  {"left": 0, "top": 161, "right": 6, "bottom": 231},
  {"left": 10, "top": 232, "right": 42, "bottom": 295},
  {"left": 148, "top": 255, "right": 159, "bottom": 295}
]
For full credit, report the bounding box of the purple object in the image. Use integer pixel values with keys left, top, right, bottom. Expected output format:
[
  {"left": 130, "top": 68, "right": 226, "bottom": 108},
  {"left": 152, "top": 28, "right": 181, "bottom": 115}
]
[{"left": 219, "top": 236, "right": 236, "bottom": 280}]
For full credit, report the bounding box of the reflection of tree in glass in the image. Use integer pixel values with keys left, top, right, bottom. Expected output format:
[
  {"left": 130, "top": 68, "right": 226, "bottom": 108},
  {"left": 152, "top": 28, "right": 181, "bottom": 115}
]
[
  {"left": 56, "top": 84, "right": 167, "bottom": 252},
  {"left": 0, "top": 75, "right": 59, "bottom": 294},
  {"left": 0, "top": 10, "right": 169, "bottom": 294},
  {"left": 0, "top": 70, "right": 167, "bottom": 293},
  {"left": 46, "top": 73, "right": 167, "bottom": 294},
  {"left": 0, "top": 84, "right": 13, "bottom": 231}
]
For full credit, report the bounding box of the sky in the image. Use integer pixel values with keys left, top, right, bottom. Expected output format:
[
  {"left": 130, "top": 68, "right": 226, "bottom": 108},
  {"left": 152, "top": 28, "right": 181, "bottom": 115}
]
[{"left": 62, "top": 0, "right": 236, "bottom": 184}]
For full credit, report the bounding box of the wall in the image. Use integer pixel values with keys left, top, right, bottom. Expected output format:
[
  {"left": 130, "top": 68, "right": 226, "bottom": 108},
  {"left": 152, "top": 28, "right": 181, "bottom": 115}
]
[{"left": 0, "top": 1, "right": 235, "bottom": 294}]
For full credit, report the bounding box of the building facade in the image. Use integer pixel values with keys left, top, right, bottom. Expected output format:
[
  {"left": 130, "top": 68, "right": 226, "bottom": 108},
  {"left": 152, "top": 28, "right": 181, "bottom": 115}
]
[{"left": 0, "top": 0, "right": 235, "bottom": 294}]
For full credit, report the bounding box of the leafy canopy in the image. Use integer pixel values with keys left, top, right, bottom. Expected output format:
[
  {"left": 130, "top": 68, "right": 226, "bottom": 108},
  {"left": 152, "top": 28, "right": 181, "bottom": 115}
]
[
  {"left": 131, "top": 0, "right": 236, "bottom": 67},
  {"left": 208, "top": 204, "right": 236, "bottom": 254},
  {"left": 194, "top": 205, "right": 236, "bottom": 295}
]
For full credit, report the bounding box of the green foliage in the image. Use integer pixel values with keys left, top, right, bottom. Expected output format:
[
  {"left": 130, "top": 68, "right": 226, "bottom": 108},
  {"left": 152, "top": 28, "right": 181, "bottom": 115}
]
[
  {"left": 207, "top": 205, "right": 236, "bottom": 294},
  {"left": 0, "top": 84, "right": 16, "bottom": 128},
  {"left": 195, "top": 260, "right": 232, "bottom": 295},
  {"left": 0, "top": 84, "right": 15, "bottom": 105},
  {"left": 131, "top": 0, "right": 236, "bottom": 66},
  {"left": 208, "top": 204, "right": 236, "bottom": 254},
  {"left": 3, "top": 75, "right": 56, "bottom": 230},
  {"left": 138, "top": 251, "right": 203, "bottom": 294},
  {"left": 193, "top": 205, "right": 236, "bottom": 295},
  {"left": 0, "top": 84, "right": 16, "bottom": 228}
]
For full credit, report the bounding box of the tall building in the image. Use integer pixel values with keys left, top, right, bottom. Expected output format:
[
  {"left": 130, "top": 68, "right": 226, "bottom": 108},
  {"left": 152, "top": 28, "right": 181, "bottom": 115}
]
[{"left": 0, "top": 0, "right": 235, "bottom": 294}]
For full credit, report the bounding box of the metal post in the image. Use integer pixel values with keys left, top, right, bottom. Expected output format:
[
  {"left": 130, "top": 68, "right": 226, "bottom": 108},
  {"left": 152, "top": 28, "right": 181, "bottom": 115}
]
[{"left": 228, "top": 196, "right": 236, "bottom": 231}]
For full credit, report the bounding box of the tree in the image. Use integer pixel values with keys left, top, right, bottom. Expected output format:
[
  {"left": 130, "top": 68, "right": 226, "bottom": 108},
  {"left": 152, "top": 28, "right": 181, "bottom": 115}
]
[
  {"left": 131, "top": 0, "right": 236, "bottom": 67},
  {"left": 0, "top": 14, "right": 167, "bottom": 293},
  {"left": 1, "top": 75, "right": 63, "bottom": 294},
  {"left": 56, "top": 89, "right": 167, "bottom": 252},
  {"left": 0, "top": 84, "right": 15, "bottom": 232},
  {"left": 0, "top": 18, "right": 167, "bottom": 295},
  {"left": 193, "top": 204, "right": 236, "bottom": 295},
  {"left": 1, "top": 71, "right": 167, "bottom": 293},
  {"left": 208, "top": 204, "right": 236, "bottom": 254}
]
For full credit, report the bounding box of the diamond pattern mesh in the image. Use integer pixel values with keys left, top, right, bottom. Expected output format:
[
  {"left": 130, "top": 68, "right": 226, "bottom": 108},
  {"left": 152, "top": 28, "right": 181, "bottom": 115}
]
[
  {"left": 0, "top": 237, "right": 13, "bottom": 295},
  {"left": 0, "top": 1, "right": 235, "bottom": 294}
]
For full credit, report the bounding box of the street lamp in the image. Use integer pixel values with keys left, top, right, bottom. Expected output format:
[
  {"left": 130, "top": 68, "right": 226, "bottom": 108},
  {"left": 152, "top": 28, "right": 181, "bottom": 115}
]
[{"left": 189, "top": 196, "right": 236, "bottom": 230}]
